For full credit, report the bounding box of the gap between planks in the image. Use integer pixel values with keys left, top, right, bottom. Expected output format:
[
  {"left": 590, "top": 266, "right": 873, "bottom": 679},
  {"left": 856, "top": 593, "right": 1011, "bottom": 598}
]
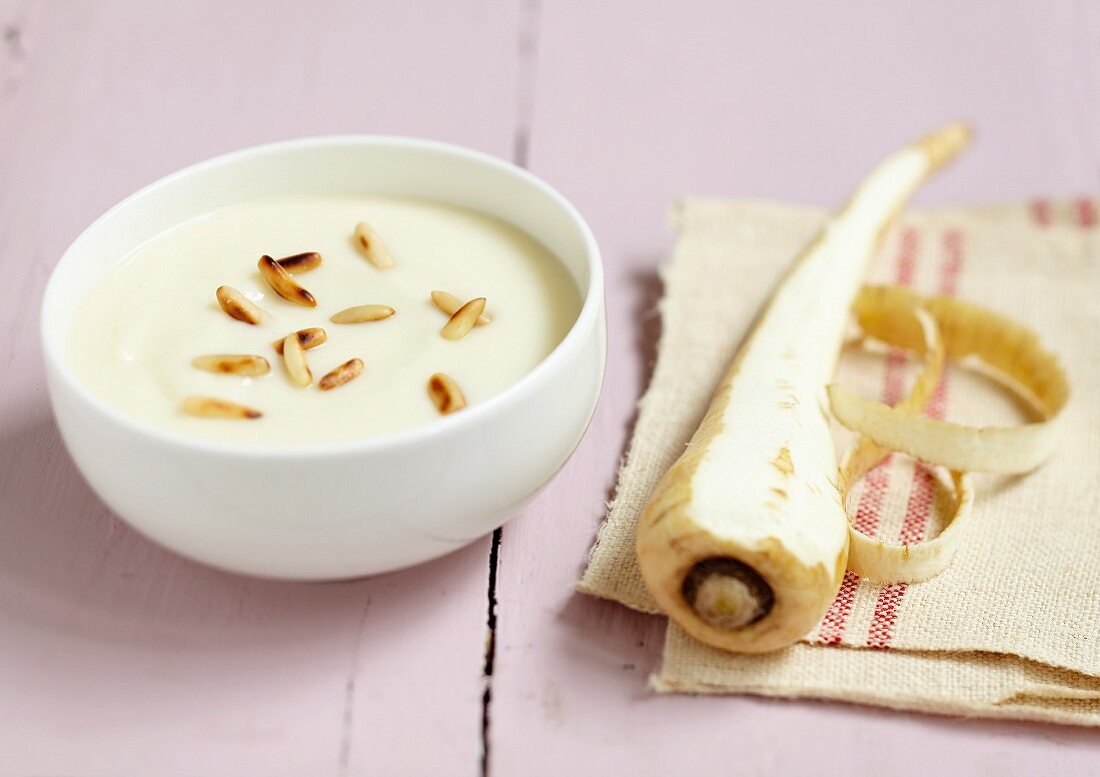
[{"left": 480, "top": 0, "right": 543, "bottom": 775}]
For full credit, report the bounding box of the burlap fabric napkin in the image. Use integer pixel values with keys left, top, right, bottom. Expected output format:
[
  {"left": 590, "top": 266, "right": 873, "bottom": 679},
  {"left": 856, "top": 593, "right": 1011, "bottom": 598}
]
[{"left": 579, "top": 198, "right": 1100, "bottom": 725}]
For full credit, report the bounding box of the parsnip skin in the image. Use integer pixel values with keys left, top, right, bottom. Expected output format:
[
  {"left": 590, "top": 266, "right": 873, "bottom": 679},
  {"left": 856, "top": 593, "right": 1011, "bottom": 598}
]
[
  {"left": 831, "top": 286, "right": 1069, "bottom": 475},
  {"left": 636, "top": 124, "right": 971, "bottom": 654}
]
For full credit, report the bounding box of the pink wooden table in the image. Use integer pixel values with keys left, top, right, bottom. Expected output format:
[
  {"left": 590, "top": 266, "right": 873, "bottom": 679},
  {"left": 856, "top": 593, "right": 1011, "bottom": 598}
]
[{"left": 2, "top": 1, "right": 1098, "bottom": 774}]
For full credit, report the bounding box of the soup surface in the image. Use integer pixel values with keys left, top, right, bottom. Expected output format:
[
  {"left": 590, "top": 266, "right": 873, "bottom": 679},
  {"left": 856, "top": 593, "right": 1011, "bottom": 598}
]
[{"left": 68, "top": 196, "right": 582, "bottom": 444}]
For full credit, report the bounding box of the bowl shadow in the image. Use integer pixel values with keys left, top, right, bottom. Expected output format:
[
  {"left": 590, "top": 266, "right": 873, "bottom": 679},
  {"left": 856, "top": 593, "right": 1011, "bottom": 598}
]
[{"left": 0, "top": 407, "right": 488, "bottom": 649}]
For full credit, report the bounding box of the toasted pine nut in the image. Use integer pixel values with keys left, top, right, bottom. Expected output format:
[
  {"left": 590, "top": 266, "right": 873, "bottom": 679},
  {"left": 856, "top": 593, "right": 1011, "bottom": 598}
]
[
  {"left": 282, "top": 333, "right": 312, "bottom": 388},
  {"left": 440, "top": 297, "right": 486, "bottom": 341},
  {"left": 182, "top": 396, "right": 262, "bottom": 420},
  {"left": 273, "top": 327, "right": 328, "bottom": 354},
  {"left": 430, "top": 290, "right": 490, "bottom": 326},
  {"left": 354, "top": 222, "right": 394, "bottom": 268},
  {"left": 258, "top": 255, "right": 317, "bottom": 307},
  {"left": 427, "top": 373, "right": 467, "bottom": 415},
  {"left": 216, "top": 286, "right": 265, "bottom": 324},
  {"left": 191, "top": 354, "right": 271, "bottom": 376},
  {"left": 319, "top": 358, "right": 364, "bottom": 391},
  {"left": 275, "top": 251, "right": 323, "bottom": 273},
  {"left": 329, "top": 304, "right": 395, "bottom": 324}
]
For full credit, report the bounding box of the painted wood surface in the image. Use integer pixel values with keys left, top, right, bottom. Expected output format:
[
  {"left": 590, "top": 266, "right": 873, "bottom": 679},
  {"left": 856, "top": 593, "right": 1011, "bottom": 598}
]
[{"left": 1, "top": 1, "right": 1099, "bottom": 775}]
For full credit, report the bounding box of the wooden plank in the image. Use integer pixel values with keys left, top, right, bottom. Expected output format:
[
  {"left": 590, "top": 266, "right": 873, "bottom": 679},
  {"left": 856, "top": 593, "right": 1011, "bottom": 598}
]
[
  {"left": 488, "top": 1, "right": 1100, "bottom": 774},
  {"left": 0, "top": 0, "right": 521, "bottom": 773}
]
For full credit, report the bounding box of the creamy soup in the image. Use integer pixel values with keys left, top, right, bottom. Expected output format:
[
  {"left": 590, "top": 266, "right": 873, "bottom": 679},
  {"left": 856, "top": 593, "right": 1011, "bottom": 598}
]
[{"left": 67, "top": 196, "right": 582, "bottom": 444}]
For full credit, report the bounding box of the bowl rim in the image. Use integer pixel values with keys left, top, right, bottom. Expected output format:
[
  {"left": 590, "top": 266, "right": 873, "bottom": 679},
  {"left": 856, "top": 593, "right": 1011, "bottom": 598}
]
[{"left": 40, "top": 134, "right": 605, "bottom": 459}]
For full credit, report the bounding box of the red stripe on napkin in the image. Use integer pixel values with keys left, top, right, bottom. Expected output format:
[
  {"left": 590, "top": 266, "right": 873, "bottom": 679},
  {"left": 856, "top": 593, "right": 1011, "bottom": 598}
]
[
  {"left": 865, "top": 229, "right": 962, "bottom": 649},
  {"left": 1031, "top": 200, "right": 1053, "bottom": 227},
  {"left": 1077, "top": 199, "right": 1097, "bottom": 228}
]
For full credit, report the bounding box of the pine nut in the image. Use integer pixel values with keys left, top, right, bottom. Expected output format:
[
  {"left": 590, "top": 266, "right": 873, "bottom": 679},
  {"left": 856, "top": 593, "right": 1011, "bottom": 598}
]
[
  {"left": 354, "top": 222, "right": 394, "bottom": 268},
  {"left": 258, "top": 255, "right": 317, "bottom": 307},
  {"left": 431, "top": 290, "right": 490, "bottom": 326},
  {"left": 272, "top": 327, "right": 327, "bottom": 354},
  {"left": 329, "top": 304, "right": 395, "bottom": 324},
  {"left": 275, "top": 251, "right": 323, "bottom": 273},
  {"left": 427, "top": 373, "right": 467, "bottom": 415},
  {"left": 318, "top": 358, "right": 364, "bottom": 391},
  {"left": 440, "top": 297, "right": 486, "bottom": 341},
  {"left": 281, "top": 332, "right": 313, "bottom": 387},
  {"left": 182, "top": 396, "right": 262, "bottom": 420},
  {"left": 191, "top": 354, "right": 271, "bottom": 376},
  {"left": 216, "top": 285, "right": 264, "bottom": 325}
]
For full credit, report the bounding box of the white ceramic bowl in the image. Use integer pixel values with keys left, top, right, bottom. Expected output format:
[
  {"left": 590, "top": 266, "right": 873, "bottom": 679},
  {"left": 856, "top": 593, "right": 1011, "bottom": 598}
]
[{"left": 41, "top": 136, "right": 605, "bottom": 579}]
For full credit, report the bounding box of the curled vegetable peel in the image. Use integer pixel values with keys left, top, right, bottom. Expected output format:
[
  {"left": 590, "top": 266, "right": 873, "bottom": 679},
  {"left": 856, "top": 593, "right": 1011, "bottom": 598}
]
[
  {"left": 832, "top": 284, "right": 1068, "bottom": 584},
  {"left": 837, "top": 297, "right": 970, "bottom": 583},
  {"left": 830, "top": 286, "right": 1069, "bottom": 475}
]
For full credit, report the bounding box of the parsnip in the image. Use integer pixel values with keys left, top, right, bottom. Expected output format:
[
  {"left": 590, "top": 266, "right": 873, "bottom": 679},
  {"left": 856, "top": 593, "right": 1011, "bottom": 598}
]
[{"left": 636, "top": 124, "right": 971, "bottom": 653}]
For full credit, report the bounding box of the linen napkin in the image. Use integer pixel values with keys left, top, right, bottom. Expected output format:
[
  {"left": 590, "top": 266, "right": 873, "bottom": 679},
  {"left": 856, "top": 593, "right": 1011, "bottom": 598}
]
[{"left": 578, "top": 198, "right": 1100, "bottom": 725}]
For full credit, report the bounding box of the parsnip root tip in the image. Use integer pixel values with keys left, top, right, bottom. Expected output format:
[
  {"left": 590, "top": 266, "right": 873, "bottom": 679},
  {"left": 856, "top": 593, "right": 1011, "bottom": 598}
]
[{"left": 915, "top": 122, "right": 973, "bottom": 172}]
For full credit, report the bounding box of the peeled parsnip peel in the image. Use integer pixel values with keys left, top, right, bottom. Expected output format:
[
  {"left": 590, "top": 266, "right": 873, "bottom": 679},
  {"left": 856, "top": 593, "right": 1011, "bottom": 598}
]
[
  {"left": 846, "top": 456, "right": 974, "bottom": 584},
  {"left": 636, "top": 124, "right": 971, "bottom": 654},
  {"left": 829, "top": 285, "right": 1069, "bottom": 474},
  {"left": 838, "top": 301, "right": 975, "bottom": 584}
]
